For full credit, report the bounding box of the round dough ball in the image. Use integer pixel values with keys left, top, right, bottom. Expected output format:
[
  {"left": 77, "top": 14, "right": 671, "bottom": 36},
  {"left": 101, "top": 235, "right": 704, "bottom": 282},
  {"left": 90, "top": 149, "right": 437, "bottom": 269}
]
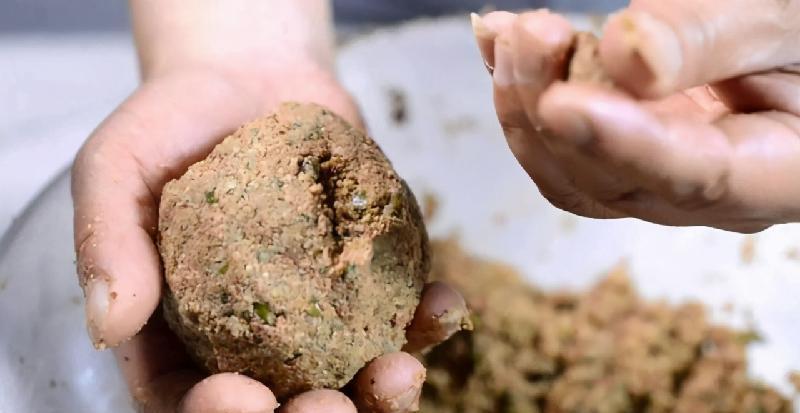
[{"left": 158, "top": 102, "right": 429, "bottom": 399}]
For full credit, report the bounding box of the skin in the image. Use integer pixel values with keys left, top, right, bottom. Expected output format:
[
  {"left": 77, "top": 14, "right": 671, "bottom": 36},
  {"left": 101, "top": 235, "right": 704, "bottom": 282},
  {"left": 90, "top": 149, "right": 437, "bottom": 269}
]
[
  {"left": 354, "top": 353, "right": 426, "bottom": 413},
  {"left": 404, "top": 282, "right": 471, "bottom": 354},
  {"left": 473, "top": 0, "right": 800, "bottom": 233},
  {"left": 71, "top": 1, "right": 465, "bottom": 412}
]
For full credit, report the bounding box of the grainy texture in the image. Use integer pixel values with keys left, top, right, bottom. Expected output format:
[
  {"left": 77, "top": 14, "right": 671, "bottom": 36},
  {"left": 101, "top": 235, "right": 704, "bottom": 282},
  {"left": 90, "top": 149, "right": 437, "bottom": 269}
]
[
  {"left": 158, "top": 102, "right": 429, "bottom": 400},
  {"left": 568, "top": 32, "right": 614, "bottom": 86},
  {"left": 421, "top": 240, "right": 792, "bottom": 413}
]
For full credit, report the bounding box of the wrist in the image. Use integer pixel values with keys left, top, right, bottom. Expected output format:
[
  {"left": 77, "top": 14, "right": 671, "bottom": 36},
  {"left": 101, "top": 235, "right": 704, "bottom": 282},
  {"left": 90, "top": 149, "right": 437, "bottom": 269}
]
[
  {"left": 131, "top": 0, "right": 334, "bottom": 82},
  {"left": 138, "top": 59, "right": 342, "bottom": 118}
]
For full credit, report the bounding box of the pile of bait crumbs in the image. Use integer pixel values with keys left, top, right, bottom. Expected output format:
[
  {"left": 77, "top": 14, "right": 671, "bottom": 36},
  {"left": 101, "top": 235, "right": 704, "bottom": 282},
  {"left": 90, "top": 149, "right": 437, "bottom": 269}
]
[{"left": 421, "top": 240, "right": 793, "bottom": 413}]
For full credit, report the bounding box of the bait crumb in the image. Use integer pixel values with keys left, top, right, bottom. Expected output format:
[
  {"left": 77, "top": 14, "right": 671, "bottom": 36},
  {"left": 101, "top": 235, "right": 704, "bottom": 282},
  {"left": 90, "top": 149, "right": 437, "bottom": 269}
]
[
  {"left": 387, "top": 88, "right": 407, "bottom": 125},
  {"left": 785, "top": 247, "right": 799, "bottom": 261},
  {"left": 741, "top": 235, "right": 757, "bottom": 264},
  {"left": 421, "top": 239, "right": 793, "bottom": 413},
  {"left": 559, "top": 214, "right": 578, "bottom": 234},
  {"left": 722, "top": 301, "right": 735, "bottom": 313},
  {"left": 441, "top": 116, "right": 478, "bottom": 138},
  {"left": 158, "top": 102, "right": 428, "bottom": 400},
  {"left": 789, "top": 371, "right": 800, "bottom": 393},
  {"left": 567, "top": 32, "right": 615, "bottom": 86},
  {"left": 491, "top": 212, "right": 507, "bottom": 227},
  {"left": 422, "top": 193, "right": 440, "bottom": 222}
]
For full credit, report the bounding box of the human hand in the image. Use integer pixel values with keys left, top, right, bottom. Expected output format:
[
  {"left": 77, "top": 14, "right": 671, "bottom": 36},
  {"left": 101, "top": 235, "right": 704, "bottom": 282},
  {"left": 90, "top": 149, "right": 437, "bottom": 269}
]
[
  {"left": 72, "top": 2, "right": 468, "bottom": 411},
  {"left": 72, "top": 57, "right": 468, "bottom": 413},
  {"left": 472, "top": 1, "right": 800, "bottom": 233}
]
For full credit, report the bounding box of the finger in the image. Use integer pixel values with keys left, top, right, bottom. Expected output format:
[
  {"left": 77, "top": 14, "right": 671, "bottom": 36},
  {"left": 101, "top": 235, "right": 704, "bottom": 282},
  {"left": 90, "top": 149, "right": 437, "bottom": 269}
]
[
  {"left": 403, "top": 282, "right": 470, "bottom": 353},
  {"left": 180, "top": 373, "right": 279, "bottom": 413},
  {"left": 644, "top": 86, "right": 730, "bottom": 122},
  {"left": 471, "top": 11, "right": 517, "bottom": 73},
  {"left": 538, "top": 84, "right": 729, "bottom": 203},
  {"left": 354, "top": 352, "right": 425, "bottom": 413},
  {"left": 72, "top": 75, "right": 257, "bottom": 348},
  {"left": 601, "top": 0, "right": 800, "bottom": 98},
  {"left": 505, "top": 16, "right": 626, "bottom": 218},
  {"left": 541, "top": 82, "right": 800, "bottom": 230},
  {"left": 72, "top": 128, "right": 162, "bottom": 349},
  {"left": 537, "top": 135, "right": 641, "bottom": 204},
  {"left": 117, "top": 320, "right": 279, "bottom": 413},
  {"left": 511, "top": 10, "right": 574, "bottom": 123},
  {"left": 493, "top": 25, "right": 621, "bottom": 218},
  {"left": 713, "top": 66, "right": 800, "bottom": 116},
  {"left": 281, "top": 390, "right": 356, "bottom": 413},
  {"left": 538, "top": 82, "right": 732, "bottom": 209},
  {"left": 710, "top": 112, "right": 800, "bottom": 219},
  {"left": 73, "top": 70, "right": 360, "bottom": 348}
]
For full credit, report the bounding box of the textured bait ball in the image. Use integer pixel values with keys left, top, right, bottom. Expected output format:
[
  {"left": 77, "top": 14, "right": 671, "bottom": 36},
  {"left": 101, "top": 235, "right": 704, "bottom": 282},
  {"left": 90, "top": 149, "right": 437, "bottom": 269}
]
[{"left": 158, "top": 102, "right": 429, "bottom": 399}]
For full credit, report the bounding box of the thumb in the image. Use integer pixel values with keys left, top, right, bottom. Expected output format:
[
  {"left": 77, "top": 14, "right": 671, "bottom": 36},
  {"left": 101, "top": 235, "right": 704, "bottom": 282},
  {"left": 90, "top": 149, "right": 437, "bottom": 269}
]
[{"left": 600, "top": 0, "right": 800, "bottom": 98}]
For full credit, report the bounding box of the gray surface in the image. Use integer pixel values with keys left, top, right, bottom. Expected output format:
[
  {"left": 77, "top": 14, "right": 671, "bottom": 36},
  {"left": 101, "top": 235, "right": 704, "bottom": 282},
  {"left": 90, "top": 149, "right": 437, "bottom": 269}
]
[
  {"left": 0, "top": 170, "right": 131, "bottom": 413},
  {"left": 0, "top": 0, "right": 626, "bottom": 33},
  {"left": 0, "top": 0, "right": 130, "bottom": 33}
]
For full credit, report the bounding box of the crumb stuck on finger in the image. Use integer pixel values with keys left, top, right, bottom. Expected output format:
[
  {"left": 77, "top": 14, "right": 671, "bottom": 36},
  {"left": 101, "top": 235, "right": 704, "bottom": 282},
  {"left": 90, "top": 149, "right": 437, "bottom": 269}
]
[
  {"left": 356, "top": 352, "right": 426, "bottom": 413},
  {"left": 404, "top": 282, "right": 471, "bottom": 354},
  {"left": 567, "top": 32, "right": 615, "bottom": 86}
]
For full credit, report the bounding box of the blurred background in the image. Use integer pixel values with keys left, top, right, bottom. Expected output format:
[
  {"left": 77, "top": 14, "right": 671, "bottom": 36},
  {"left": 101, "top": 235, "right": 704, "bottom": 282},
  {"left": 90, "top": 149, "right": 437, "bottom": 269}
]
[{"left": 0, "top": 0, "right": 624, "bottom": 236}]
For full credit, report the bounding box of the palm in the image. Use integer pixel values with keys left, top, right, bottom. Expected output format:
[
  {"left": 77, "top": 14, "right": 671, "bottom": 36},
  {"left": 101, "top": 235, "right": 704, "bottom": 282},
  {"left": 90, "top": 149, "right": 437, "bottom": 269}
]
[
  {"left": 72, "top": 69, "right": 456, "bottom": 412},
  {"left": 73, "top": 69, "right": 350, "bottom": 408},
  {"left": 619, "top": 79, "right": 800, "bottom": 232}
]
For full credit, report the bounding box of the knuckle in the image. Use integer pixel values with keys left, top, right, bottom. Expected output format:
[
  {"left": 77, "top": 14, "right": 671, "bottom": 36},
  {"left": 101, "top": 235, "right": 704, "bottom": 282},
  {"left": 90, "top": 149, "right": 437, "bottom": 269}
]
[{"left": 541, "top": 189, "right": 588, "bottom": 214}]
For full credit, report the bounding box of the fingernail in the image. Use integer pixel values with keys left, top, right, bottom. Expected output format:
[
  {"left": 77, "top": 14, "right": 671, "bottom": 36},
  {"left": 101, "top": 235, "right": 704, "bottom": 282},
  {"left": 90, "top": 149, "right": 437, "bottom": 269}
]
[
  {"left": 470, "top": 13, "right": 495, "bottom": 74},
  {"left": 470, "top": 12, "right": 490, "bottom": 38},
  {"left": 439, "top": 306, "right": 473, "bottom": 336},
  {"left": 512, "top": 11, "right": 574, "bottom": 86},
  {"left": 86, "top": 278, "right": 110, "bottom": 349},
  {"left": 493, "top": 34, "right": 515, "bottom": 87},
  {"left": 616, "top": 11, "right": 683, "bottom": 94},
  {"left": 430, "top": 283, "right": 472, "bottom": 336}
]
